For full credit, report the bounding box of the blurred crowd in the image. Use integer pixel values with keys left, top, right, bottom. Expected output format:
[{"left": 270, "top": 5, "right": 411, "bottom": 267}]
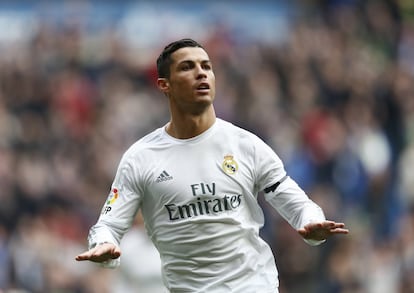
[{"left": 1, "top": 0, "right": 414, "bottom": 292}]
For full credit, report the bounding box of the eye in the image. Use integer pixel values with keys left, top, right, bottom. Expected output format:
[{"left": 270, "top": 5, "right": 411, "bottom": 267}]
[
  {"left": 202, "top": 64, "right": 212, "bottom": 70},
  {"left": 179, "top": 62, "right": 193, "bottom": 71}
]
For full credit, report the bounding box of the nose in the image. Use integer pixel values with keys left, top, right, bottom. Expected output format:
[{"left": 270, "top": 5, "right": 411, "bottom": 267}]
[{"left": 195, "top": 64, "right": 207, "bottom": 79}]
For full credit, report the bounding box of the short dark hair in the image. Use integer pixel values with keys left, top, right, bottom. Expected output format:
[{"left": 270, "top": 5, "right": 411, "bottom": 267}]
[{"left": 156, "top": 38, "right": 204, "bottom": 78}]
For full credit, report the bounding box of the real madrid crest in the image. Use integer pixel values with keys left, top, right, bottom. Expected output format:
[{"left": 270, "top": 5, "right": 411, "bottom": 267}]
[{"left": 222, "top": 155, "right": 238, "bottom": 175}]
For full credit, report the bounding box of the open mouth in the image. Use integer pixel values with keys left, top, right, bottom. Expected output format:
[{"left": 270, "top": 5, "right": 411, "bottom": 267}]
[{"left": 196, "top": 83, "right": 210, "bottom": 91}]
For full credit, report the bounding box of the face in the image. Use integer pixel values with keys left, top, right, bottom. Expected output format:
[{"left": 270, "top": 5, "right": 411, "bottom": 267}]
[{"left": 157, "top": 47, "right": 216, "bottom": 114}]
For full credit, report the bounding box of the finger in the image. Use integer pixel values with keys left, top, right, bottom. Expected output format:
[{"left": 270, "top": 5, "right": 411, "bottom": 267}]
[
  {"left": 297, "top": 228, "right": 314, "bottom": 239},
  {"left": 75, "top": 244, "right": 120, "bottom": 262},
  {"left": 319, "top": 221, "right": 347, "bottom": 231},
  {"left": 329, "top": 228, "right": 349, "bottom": 234},
  {"left": 76, "top": 251, "right": 93, "bottom": 261},
  {"left": 111, "top": 247, "right": 121, "bottom": 259},
  {"left": 76, "top": 246, "right": 103, "bottom": 261},
  {"left": 304, "top": 222, "right": 322, "bottom": 231},
  {"left": 97, "top": 243, "right": 121, "bottom": 259},
  {"left": 93, "top": 244, "right": 111, "bottom": 256},
  {"left": 331, "top": 222, "right": 345, "bottom": 228},
  {"left": 297, "top": 228, "right": 307, "bottom": 237},
  {"left": 94, "top": 244, "right": 121, "bottom": 261},
  {"left": 321, "top": 221, "right": 337, "bottom": 229}
]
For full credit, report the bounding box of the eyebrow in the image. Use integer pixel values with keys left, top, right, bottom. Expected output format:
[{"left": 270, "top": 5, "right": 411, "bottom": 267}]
[{"left": 177, "top": 59, "right": 211, "bottom": 66}]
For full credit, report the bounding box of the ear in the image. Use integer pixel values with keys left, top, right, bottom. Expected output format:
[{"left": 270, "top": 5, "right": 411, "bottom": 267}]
[{"left": 157, "top": 78, "right": 170, "bottom": 94}]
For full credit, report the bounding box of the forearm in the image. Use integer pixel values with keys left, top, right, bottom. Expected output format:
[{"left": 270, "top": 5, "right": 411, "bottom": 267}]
[
  {"left": 87, "top": 216, "right": 132, "bottom": 268},
  {"left": 264, "top": 176, "right": 326, "bottom": 231}
]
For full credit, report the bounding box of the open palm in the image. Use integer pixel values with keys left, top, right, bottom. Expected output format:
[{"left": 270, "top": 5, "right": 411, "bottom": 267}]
[{"left": 297, "top": 220, "right": 349, "bottom": 241}]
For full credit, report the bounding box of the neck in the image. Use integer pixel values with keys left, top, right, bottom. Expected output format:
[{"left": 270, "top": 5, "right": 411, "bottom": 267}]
[{"left": 166, "top": 106, "right": 216, "bottom": 139}]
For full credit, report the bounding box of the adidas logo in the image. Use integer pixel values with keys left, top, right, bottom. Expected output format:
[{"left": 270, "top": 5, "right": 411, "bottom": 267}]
[{"left": 156, "top": 170, "right": 173, "bottom": 183}]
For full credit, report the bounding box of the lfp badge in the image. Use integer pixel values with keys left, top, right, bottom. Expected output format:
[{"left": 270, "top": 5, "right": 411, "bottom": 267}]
[
  {"left": 106, "top": 188, "right": 119, "bottom": 205},
  {"left": 102, "top": 188, "right": 119, "bottom": 215}
]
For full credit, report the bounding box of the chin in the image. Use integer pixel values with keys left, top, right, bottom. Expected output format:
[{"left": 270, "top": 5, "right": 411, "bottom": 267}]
[
  {"left": 195, "top": 94, "right": 213, "bottom": 103},
  {"left": 191, "top": 99, "right": 214, "bottom": 114}
]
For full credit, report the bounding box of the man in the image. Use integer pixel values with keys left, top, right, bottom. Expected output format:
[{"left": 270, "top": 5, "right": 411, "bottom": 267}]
[{"left": 76, "top": 38, "right": 349, "bottom": 292}]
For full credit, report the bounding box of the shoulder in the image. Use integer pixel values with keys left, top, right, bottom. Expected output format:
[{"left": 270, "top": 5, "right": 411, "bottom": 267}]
[
  {"left": 216, "top": 118, "right": 264, "bottom": 144},
  {"left": 122, "top": 126, "right": 166, "bottom": 161},
  {"left": 217, "top": 119, "right": 279, "bottom": 162}
]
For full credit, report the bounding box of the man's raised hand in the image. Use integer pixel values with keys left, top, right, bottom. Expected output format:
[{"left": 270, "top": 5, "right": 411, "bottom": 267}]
[{"left": 297, "top": 220, "right": 349, "bottom": 241}]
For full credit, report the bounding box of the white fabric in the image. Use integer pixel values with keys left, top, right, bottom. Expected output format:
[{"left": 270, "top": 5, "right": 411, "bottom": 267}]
[
  {"left": 88, "top": 118, "right": 325, "bottom": 292},
  {"left": 112, "top": 226, "right": 166, "bottom": 293}
]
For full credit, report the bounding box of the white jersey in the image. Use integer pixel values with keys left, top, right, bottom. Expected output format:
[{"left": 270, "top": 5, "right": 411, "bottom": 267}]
[{"left": 88, "top": 118, "right": 325, "bottom": 293}]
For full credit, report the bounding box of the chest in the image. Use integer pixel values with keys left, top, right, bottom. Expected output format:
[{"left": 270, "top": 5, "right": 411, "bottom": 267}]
[{"left": 142, "top": 142, "right": 255, "bottom": 206}]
